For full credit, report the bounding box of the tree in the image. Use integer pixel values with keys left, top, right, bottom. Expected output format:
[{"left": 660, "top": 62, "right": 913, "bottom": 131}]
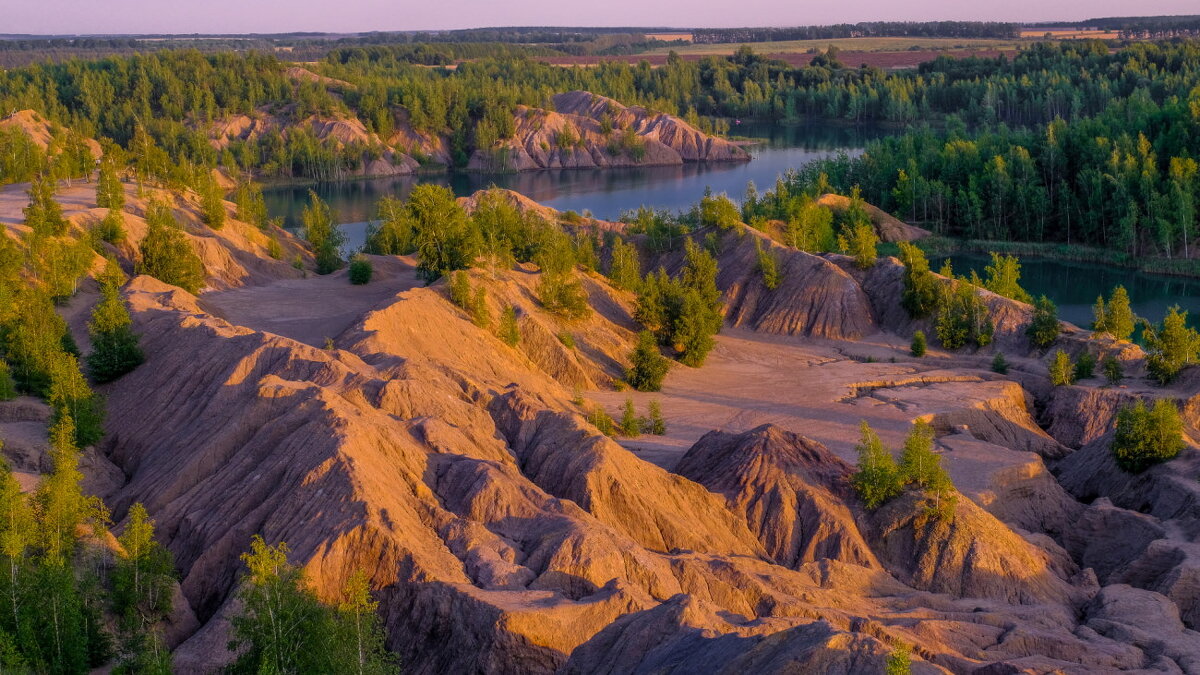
[
  {"left": 647, "top": 400, "right": 666, "bottom": 435},
  {"left": 586, "top": 404, "right": 615, "bottom": 435},
  {"left": 755, "top": 240, "right": 780, "bottom": 290},
  {"left": 229, "top": 536, "right": 339, "bottom": 674},
  {"left": 233, "top": 180, "right": 270, "bottom": 230},
  {"left": 844, "top": 222, "right": 878, "bottom": 269},
  {"left": 619, "top": 398, "right": 641, "bottom": 437},
  {"left": 112, "top": 503, "right": 175, "bottom": 673},
  {"left": 1113, "top": 399, "right": 1184, "bottom": 473},
  {"left": 910, "top": 330, "right": 926, "bottom": 357},
  {"left": 333, "top": 571, "right": 398, "bottom": 675},
  {"left": 851, "top": 421, "right": 902, "bottom": 509},
  {"left": 536, "top": 231, "right": 590, "bottom": 319},
  {"left": 1026, "top": 295, "right": 1061, "bottom": 349},
  {"left": 607, "top": 238, "right": 641, "bottom": 292},
  {"left": 992, "top": 351, "right": 1009, "bottom": 374},
  {"left": 0, "top": 362, "right": 15, "bottom": 401},
  {"left": 936, "top": 281, "right": 993, "bottom": 350},
  {"left": 47, "top": 352, "right": 106, "bottom": 447},
  {"left": 349, "top": 256, "right": 373, "bottom": 285},
  {"left": 1103, "top": 355, "right": 1124, "bottom": 385},
  {"left": 303, "top": 191, "right": 345, "bottom": 275},
  {"left": 1093, "top": 286, "right": 1136, "bottom": 341},
  {"left": 0, "top": 458, "right": 33, "bottom": 638},
  {"left": 94, "top": 208, "right": 127, "bottom": 245},
  {"left": 898, "top": 242, "right": 938, "bottom": 318},
  {"left": 1048, "top": 350, "right": 1074, "bottom": 386},
  {"left": 96, "top": 155, "right": 125, "bottom": 211},
  {"left": 1144, "top": 306, "right": 1200, "bottom": 384},
  {"left": 86, "top": 278, "right": 144, "bottom": 383},
  {"left": 410, "top": 185, "right": 477, "bottom": 282},
  {"left": 498, "top": 306, "right": 520, "bottom": 346},
  {"left": 696, "top": 192, "right": 741, "bottom": 229},
  {"left": 24, "top": 172, "right": 67, "bottom": 238},
  {"left": 364, "top": 196, "right": 413, "bottom": 256},
  {"left": 199, "top": 175, "right": 226, "bottom": 230},
  {"left": 898, "top": 420, "right": 953, "bottom": 500},
  {"left": 982, "top": 252, "right": 1032, "bottom": 302},
  {"left": 136, "top": 200, "right": 205, "bottom": 293}
]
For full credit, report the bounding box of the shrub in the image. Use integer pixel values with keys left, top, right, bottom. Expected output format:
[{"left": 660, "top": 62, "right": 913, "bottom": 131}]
[
  {"left": 1103, "top": 355, "right": 1124, "bottom": 385},
  {"left": 1048, "top": 350, "right": 1074, "bottom": 386},
  {"left": 94, "top": 208, "right": 126, "bottom": 245},
  {"left": 910, "top": 331, "right": 926, "bottom": 357},
  {"left": 755, "top": 240, "right": 781, "bottom": 290},
  {"left": 607, "top": 238, "right": 642, "bottom": 292},
  {"left": 348, "top": 256, "right": 373, "bottom": 285},
  {"left": 936, "top": 281, "right": 993, "bottom": 350},
  {"left": 587, "top": 404, "right": 615, "bottom": 435},
  {"left": 1074, "top": 352, "right": 1096, "bottom": 381},
  {"left": 136, "top": 201, "right": 205, "bottom": 294},
  {"left": 898, "top": 242, "right": 937, "bottom": 318},
  {"left": 619, "top": 398, "right": 641, "bottom": 437},
  {"left": 626, "top": 331, "right": 670, "bottom": 392},
  {"left": 1113, "top": 400, "right": 1184, "bottom": 473},
  {"left": 646, "top": 400, "right": 666, "bottom": 435},
  {"left": 991, "top": 352, "right": 1009, "bottom": 374},
  {"left": 499, "top": 306, "right": 520, "bottom": 346},
  {"left": 1026, "top": 295, "right": 1060, "bottom": 349},
  {"left": 557, "top": 332, "right": 576, "bottom": 349},
  {"left": 982, "top": 252, "right": 1032, "bottom": 302}
]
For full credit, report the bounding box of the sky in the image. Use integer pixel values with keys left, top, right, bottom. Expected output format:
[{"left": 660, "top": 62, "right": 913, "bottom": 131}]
[{"left": 6, "top": 0, "right": 1200, "bottom": 35}]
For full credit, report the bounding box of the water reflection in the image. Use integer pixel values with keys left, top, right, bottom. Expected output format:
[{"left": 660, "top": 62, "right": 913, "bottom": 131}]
[
  {"left": 949, "top": 254, "right": 1200, "bottom": 329},
  {"left": 263, "top": 122, "right": 892, "bottom": 229}
]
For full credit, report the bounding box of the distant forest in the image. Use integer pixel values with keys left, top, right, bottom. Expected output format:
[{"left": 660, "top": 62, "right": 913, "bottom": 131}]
[{"left": 691, "top": 22, "right": 1022, "bottom": 44}]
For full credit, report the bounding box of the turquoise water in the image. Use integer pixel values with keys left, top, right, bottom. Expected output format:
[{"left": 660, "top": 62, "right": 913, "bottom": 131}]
[{"left": 948, "top": 253, "right": 1200, "bottom": 330}]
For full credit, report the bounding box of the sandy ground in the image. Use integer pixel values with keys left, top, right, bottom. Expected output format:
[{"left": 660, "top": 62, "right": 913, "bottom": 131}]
[
  {"left": 200, "top": 255, "right": 424, "bottom": 347},
  {"left": 590, "top": 328, "right": 975, "bottom": 468},
  {"left": 0, "top": 179, "right": 97, "bottom": 232}
]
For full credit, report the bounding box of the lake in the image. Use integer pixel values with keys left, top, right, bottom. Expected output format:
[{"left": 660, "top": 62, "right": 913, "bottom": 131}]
[
  {"left": 263, "top": 122, "right": 1200, "bottom": 330},
  {"left": 948, "top": 253, "right": 1200, "bottom": 330},
  {"left": 264, "top": 122, "right": 888, "bottom": 249}
]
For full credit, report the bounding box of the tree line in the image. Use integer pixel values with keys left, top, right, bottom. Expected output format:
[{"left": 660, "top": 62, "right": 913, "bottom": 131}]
[{"left": 692, "top": 21, "right": 1021, "bottom": 44}]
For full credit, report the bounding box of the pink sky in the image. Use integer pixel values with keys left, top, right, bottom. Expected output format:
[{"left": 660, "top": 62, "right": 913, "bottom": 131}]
[{"left": 6, "top": 0, "right": 1199, "bottom": 35}]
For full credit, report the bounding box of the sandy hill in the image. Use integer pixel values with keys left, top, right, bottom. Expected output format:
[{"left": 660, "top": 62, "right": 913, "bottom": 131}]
[
  {"left": 0, "top": 109, "right": 103, "bottom": 159},
  {"left": 11, "top": 180, "right": 1200, "bottom": 671}
]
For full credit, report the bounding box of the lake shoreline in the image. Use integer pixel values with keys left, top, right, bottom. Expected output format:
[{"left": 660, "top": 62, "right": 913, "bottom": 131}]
[{"left": 918, "top": 236, "right": 1200, "bottom": 280}]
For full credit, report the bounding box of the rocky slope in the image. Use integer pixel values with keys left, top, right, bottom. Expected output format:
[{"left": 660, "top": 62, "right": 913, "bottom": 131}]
[{"left": 15, "top": 184, "right": 1200, "bottom": 672}]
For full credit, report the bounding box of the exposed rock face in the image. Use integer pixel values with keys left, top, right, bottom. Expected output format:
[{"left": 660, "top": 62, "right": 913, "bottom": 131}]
[
  {"left": 562, "top": 595, "right": 902, "bottom": 675},
  {"left": 675, "top": 425, "right": 878, "bottom": 569},
  {"left": 1043, "top": 386, "right": 1142, "bottom": 449},
  {"left": 466, "top": 91, "right": 748, "bottom": 171},
  {"left": 868, "top": 492, "right": 1076, "bottom": 605}
]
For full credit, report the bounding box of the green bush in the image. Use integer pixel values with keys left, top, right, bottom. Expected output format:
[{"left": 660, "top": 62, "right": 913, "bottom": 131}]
[
  {"left": 626, "top": 331, "right": 670, "bottom": 392},
  {"left": 1074, "top": 352, "right": 1096, "bottom": 380},
  {"left": 1048, "top": 350, "right": 1074, "bottom": 386},
  {"left": 910, "top": 331, "right": 926, "bottom": 357},
  {"left": 1113, "top": 399, "right": 1184, "bottom": 473},
  {"left": 991, "top": 352, "right": 1008, "bottom": 374},
  {"left": 348, "top": 256, "right": 373, "bottom": 285},
  {"left": 1103, "top": 355, "right": 1124, "bottom": 385},
  {"left": 1026, "top": 295, "right": 1061, "bottom": 349},
  {"left": 646, "top": 400, "right": 666, "bottom": 435}
]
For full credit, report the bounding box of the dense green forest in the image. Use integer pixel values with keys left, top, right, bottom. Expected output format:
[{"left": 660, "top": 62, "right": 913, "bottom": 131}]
[{"left": 3, "top": 37, "right": 1200, "bottom": 258}]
